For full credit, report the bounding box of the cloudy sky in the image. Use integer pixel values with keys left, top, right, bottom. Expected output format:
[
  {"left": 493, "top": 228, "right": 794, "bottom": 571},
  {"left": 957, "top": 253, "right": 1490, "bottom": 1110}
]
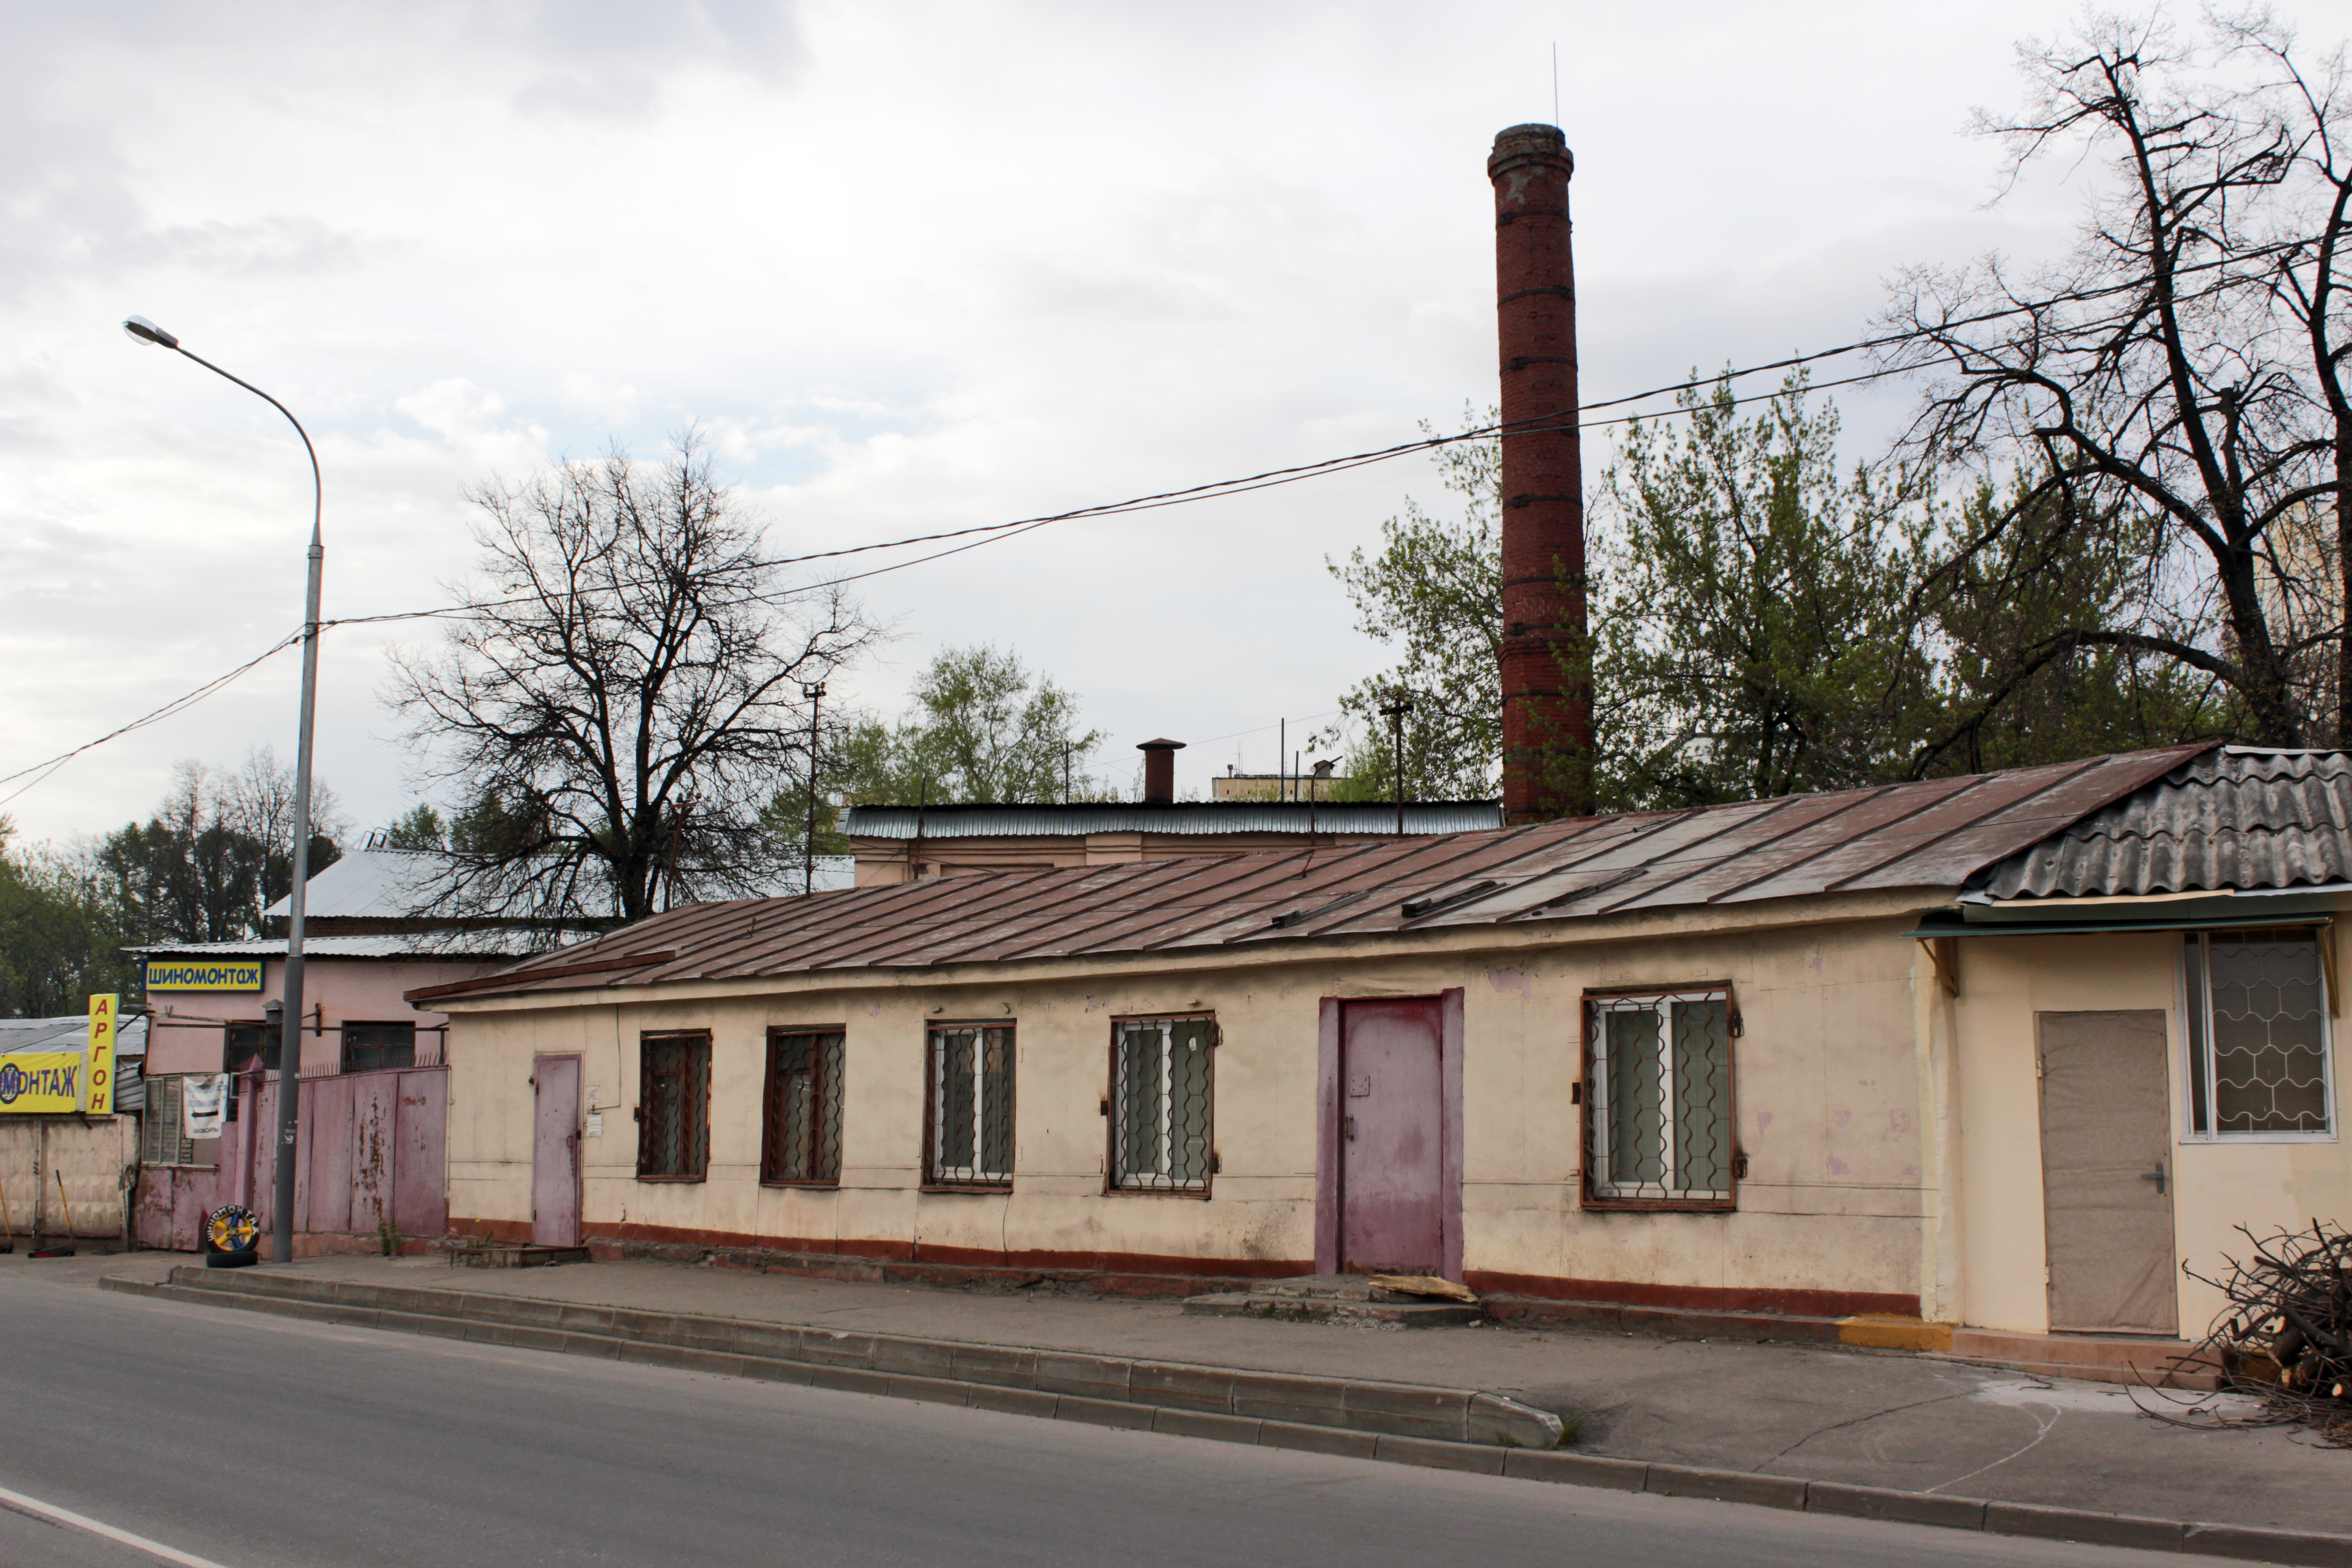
[{"left": 4, "top": 1, "right": 2339, "bottom": 844}]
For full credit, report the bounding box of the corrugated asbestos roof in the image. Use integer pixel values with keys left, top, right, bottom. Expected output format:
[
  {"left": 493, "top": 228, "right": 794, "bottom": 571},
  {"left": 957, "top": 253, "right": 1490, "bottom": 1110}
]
[
  {"left": 1974, "top": 747, "right": 2352, "bottom": 898},
  {"left": 843, "top": 801, "right": 1505, "bottom": 838},
  {"left": 422, "top": 746, "right": 2208, "bottom": 1003}
]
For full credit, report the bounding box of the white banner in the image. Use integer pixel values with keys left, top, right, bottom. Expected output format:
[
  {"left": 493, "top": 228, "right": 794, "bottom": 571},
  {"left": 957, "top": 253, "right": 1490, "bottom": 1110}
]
[{"left": 182, "top": 1073, "right": 229, "bottom": 1140}]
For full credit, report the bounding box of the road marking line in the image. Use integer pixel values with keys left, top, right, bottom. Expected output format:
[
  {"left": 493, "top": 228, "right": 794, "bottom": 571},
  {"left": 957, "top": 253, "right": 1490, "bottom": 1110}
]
[{"left": 0, "top": 1482, "right": 234, "bottom": 1568}]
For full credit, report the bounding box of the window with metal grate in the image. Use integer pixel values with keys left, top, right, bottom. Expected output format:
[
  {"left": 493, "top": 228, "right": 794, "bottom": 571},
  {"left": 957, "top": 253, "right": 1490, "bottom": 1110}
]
[
  {"left": 1584, "top": 990, "right": 1735, "bottom": 1208},
  {"left": 2183, "top": 929, "right": 2334, "bottom": 1137},
  {"left": 341, "top": 1021, "right": 416, "bottom": 1074},
  {"left": 762, "top": 1029, "right": 844, "bottom": 1185},
  {"left": 139, "top": 1075, "right": 198, "bottom": 1167},
  {"left": 926, "top": 1024, "right": 1014, "bottom": 1188},
  {"left": 637, "top": 1033, "right": 712, "bottom": 1179},
  {"left": 1110, "top": 1015, "right": 1214, "bottom": 1193}
]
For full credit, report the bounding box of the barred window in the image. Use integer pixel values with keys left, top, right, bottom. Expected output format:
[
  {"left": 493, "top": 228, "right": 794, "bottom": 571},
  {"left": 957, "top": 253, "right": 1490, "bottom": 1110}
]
[
  {"left": 762, "top": 1029, "right": 844, "bottom": 1185},
  {"left": 2184, "top": 930, "right": 2334, "bottom": 1137},
  {"left": 140, "top": 1076, "right": 198, "bottom": 1167},
  {"left": 342, "top": 1022, "right": 416, "bottom": 1074},
  {"left": 1586, "top": 990, "right": 1735, "bottom": 1207},
  {"left": 1111, "top": 1016, "right": 1214, "bottom": 1192},
  {"left": 225, "top": 1022, "right": 273, "bottom": 1074},
  {"left": 927, "top": 1024, "right": 1013, "bottom": 1189},
  {"left": 637, "top": 1033, "right": 711, "bottom": 1180}
]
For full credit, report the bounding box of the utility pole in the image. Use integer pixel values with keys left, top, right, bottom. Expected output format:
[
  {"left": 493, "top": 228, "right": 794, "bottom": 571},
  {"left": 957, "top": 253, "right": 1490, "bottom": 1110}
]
[
  {"left": 1378, "top": 695, "right": 1414, "bottom": 837},
  {"left": 802, "top": 682, "right": 826, "bottom": 895}
]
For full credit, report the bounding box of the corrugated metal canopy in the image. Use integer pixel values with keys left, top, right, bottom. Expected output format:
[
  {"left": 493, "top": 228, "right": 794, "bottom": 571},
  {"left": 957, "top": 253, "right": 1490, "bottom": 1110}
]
[
  {"left": 131, "top": 935, "right": 551, "bottom": 960},
  {"left": 843, "top": 801, "right": 1504, "bottom": 838},
  {"left": 1974, "top": 747, "right": 2352, "bottom": 899},
  {"left": 420, "top": 746, "right": 2208, "bottom": 1004}
]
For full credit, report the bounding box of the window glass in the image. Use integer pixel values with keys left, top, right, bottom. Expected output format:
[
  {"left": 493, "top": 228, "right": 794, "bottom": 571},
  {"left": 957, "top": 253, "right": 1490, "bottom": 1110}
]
[
  {"left": 928, "top": 1025, "right": 1014, "bottom": 1186},
  {"left": 1588, "top": 992, "right": 1735, "bottom": 1205},
  {"left": 637, "top": 1034, "right": 711, "bottom": 1178},
  {"left": 762, "top": 1030, "right": 844, "bottom": 1185},
  {"left": 342, "top": 1022, "right": 416, "bottom": 1074},
  {"left": 2187, "top": 931, "right": 2332, "bottom": 1136},
  {"left": 1112, "top": 1017, "right": 1213, "bottom": 1192}
]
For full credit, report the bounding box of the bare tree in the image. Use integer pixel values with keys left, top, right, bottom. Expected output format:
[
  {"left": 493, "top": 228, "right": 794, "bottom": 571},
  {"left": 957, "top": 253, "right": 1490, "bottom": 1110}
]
[
  {"left": 1881, "top": 8, "right": 2352, "bottom": 748},
  {"left": 387, "top": 436, "right": 880, "bottom": 926}
]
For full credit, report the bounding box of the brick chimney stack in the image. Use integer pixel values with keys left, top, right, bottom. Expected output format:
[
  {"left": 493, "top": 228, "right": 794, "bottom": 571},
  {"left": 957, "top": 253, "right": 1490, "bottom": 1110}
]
[
  {"left": 1137, "top": 738, "right": 1184, "bottom": 804},
  {"left": 1489, "top": 123, "right": 1590, "bottom": 820}
]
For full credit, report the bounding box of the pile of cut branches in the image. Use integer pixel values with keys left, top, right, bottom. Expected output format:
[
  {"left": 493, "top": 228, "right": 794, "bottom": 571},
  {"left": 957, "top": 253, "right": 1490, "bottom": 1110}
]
[{"left": 2140, "top": 1220, "right": 2352, "bottom": 1444}]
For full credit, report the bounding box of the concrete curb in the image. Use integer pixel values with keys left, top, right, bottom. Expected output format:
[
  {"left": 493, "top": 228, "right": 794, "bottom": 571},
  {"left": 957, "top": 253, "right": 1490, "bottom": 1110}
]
[{"left": 102, "top": 1270, "right": 2352, "bottom": 1567}]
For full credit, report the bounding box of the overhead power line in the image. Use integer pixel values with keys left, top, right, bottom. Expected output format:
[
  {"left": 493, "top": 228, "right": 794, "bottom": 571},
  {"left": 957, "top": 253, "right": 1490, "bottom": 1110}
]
[{"left": 10, "top": 238, "right": 2305, "bottom": 802}]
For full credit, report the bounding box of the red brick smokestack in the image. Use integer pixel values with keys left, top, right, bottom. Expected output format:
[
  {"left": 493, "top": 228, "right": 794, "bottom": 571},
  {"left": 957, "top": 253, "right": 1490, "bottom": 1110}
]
[
  {"left": 1137, "top": 738, "right": 1184, "bottom": 804},
  {"left": 1489, "top": 123, "right": 1590, "bottom": 820}
]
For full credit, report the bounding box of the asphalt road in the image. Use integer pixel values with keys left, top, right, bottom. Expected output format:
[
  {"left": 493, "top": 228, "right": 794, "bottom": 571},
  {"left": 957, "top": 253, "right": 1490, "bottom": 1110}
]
[{"left": 0, "top": 1269, "right": 2239, "bottom": 1568}]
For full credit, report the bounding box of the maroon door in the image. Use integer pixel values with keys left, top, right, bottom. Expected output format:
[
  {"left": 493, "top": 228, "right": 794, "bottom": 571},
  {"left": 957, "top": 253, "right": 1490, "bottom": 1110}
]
[
  {"left": 1340, "top": 999, "right": 1444, "bottom": 1273},
  {"left": 532, "top": 1056, "right": 582, "bottom": 1246}
]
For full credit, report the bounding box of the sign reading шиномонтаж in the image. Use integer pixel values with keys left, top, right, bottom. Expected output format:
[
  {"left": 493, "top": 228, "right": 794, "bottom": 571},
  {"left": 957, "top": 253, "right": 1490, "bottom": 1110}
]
[
  {"left": 0, "top": 1054, "right": 83, "bottom": 1113},
  {"left": 144, "top": 959, "right": 264, "bottom": 993}
]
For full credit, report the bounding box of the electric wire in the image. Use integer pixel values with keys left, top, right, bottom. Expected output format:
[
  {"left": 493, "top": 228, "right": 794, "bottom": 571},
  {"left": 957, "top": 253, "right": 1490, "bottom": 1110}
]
[{"left": 7, "top": 237, "right": 2313, "bottom": 800}]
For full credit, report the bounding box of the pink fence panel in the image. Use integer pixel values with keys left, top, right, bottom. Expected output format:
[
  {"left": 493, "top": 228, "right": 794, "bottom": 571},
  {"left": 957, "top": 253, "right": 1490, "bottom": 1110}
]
[
  {"left": 135, "top": 1067, "right": 448, "bottom": 1251},
  {"left": 394, "top": 1070, "right": 447, "bottom": 1237}
]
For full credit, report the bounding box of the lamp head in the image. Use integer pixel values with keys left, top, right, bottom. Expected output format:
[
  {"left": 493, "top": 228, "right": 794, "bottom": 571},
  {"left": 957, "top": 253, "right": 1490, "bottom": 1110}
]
[{"left": 122, "top": 315, "right": 179, "bottom": 349}]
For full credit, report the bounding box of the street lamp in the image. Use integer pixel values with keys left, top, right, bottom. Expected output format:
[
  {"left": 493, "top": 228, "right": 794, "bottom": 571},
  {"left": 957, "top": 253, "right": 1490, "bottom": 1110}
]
[{"left": 125, "top": 314, "right": 323, "bottom": 1266}]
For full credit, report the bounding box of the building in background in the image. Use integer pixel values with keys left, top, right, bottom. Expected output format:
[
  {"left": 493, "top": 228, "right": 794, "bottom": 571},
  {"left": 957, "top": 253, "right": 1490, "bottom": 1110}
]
[
  {"left": 844, "top": 736, "right": 1498, "bottom": 886},
  {"left": 127, "top": 848, "right": 584, "bottom": 1252}
]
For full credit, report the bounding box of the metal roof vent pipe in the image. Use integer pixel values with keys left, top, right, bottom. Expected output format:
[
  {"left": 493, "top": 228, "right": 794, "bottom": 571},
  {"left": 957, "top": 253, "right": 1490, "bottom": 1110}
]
[
  {"left": 1138, "top": 738, "right": 1185, "bottom": 805},
  {"left": 1490, "top": 122, "right": 1592, "bottom": 821}
]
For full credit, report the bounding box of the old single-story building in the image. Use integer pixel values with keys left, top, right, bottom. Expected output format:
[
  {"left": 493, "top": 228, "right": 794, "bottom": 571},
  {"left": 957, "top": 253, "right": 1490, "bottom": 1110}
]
[{"left": 416, "top": 742, "right": 2349, "bottom": 1365}]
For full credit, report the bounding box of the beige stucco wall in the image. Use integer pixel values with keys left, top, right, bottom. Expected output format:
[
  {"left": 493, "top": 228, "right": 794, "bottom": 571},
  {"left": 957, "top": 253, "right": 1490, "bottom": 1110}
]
[
  {"left": 444, "top": 898, "right": 1935, "bottom": 1309},
  {"left": 1939, "top": 926, "right": 2352, "bottom": 1338}
]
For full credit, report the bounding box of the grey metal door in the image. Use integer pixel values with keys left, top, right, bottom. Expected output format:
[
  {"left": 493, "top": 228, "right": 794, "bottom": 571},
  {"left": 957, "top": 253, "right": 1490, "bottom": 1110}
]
[
  {"left": 2037, "top": 1010, "right": 2177, "bottom": 1334},
  {"left": 532, "top": 1055, "right": 581, "bottom": 1247},
  {"left": 1339, "top": 999, "right": 1444, "bottom": 1274}
]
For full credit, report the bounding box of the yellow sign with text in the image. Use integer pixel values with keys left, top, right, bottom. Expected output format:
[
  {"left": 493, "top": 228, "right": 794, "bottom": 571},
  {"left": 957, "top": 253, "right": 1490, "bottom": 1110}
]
[
  {"left": 0, "top": 1053, "right": 83, "bottom": 1114},
  {"left": 86, "top": 994, "right": 117, "bottom": 1116},
  {"left": 144, "top": 959, "right": 264, "bottom": 994}
]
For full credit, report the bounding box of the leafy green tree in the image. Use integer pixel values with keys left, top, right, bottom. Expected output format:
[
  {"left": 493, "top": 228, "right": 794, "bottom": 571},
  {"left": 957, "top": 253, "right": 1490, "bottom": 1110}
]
[
  {"left": 1914, "top": 478, "right": 2221, "bottom": 775},
  {"left": 1322, "top": 412, "right": 1502, "bottom": 800},
  {"left": 1594, "top": 375, "right": 1940, "bottom": 808},
  {"left": 834, "top": 644, "right": 1110, "bottom": 804},
  {"left": 0, "top": 818, "right": 136, "bottom": 1017}
]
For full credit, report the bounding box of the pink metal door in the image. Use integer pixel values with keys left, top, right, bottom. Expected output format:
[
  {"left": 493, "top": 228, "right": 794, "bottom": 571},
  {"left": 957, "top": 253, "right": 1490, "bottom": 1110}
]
[
  {"left": 532, "top": 1056, "right": 582, "bottom": 1246},
  {"left": 1339, "top": 999, "right": 1443, "bottom": 1273}
]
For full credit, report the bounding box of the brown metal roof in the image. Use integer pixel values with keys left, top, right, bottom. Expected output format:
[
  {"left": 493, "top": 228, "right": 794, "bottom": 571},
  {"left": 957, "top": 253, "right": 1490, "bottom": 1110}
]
[{"left": 412, "top": 745, "right": 2211, "bottom": 1004}]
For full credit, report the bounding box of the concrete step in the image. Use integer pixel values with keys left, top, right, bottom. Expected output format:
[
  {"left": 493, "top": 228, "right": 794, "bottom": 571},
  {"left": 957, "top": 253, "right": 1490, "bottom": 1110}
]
[
  {"left": 1182, "top": 1292, "right": 1483, "bottom": 1327},
  {"left": 1944, "top": 1328, "right": 2220, "bottom": 1391},
  {"left": 449, "top": 1243, "right": 593, "bottom": 1269},
  {"left": 100, "top": 1266, "right": 1566, "bottom": 1450}
]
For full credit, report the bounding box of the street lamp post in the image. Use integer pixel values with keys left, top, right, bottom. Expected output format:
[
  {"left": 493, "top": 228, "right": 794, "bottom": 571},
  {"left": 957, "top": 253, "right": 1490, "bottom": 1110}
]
[{"left": 125, "top": 315, "right": 322, "bottom": 1266}]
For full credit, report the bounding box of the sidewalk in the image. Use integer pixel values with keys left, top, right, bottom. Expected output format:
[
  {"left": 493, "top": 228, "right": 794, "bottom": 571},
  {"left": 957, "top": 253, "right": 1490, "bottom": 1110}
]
[{"left": 75, "top": 1250, "right": 2349, "bottom": 1541}]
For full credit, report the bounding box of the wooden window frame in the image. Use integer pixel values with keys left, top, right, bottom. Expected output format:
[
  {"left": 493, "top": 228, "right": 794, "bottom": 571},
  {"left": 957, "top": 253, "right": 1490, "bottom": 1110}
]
[
  {"left": 1102, "top": 1012, "right": 1217, "bottom": 1199},
  {"left": 760, "top": 1026, "right": 846, "bottom": 1187},
  {"left": 922, "top": 1021, "right": 1015, "bottom": 1193},
  {"left": 1579, "top": 985, "right": 1740, "bottom": 1213},
  {"left": 635, "top": 1030, "right": 712, "bottom": 1183}
]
